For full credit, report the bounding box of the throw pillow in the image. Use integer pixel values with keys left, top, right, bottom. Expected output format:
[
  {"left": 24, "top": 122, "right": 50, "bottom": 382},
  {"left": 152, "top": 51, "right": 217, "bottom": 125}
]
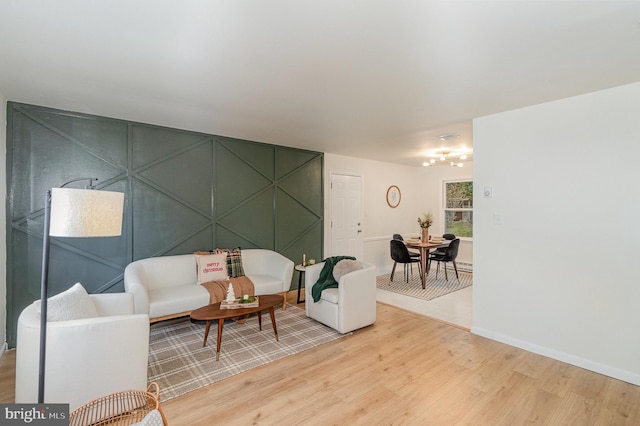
[
  {"left": 33, "top": 282, "right": 99, "bottom": 321},
  {"left": 130, "top": 409, "right": 164, "bottom": 426},
  {"left": 214, "top": 247, "right": 245, "bottom": 278},
  {"left": 195, "top": 252, "right": 228, "bottom": 284},
  {"left": 332, "top": 259, "right": 363, "bottom": 282}
]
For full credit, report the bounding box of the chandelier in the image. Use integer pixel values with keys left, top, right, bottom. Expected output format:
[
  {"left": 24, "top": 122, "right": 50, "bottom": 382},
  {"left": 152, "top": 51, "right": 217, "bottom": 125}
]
[{"left": 422, "top": 151, "right": 468, "bottom": 168}]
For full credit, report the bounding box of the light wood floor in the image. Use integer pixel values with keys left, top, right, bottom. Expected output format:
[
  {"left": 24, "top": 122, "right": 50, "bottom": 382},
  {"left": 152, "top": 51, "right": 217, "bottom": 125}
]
[{"left": 1, "top": 294, "right": 639, "bottom": 425}]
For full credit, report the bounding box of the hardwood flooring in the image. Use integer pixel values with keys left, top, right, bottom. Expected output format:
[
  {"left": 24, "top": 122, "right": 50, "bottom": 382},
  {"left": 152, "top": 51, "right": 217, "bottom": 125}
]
[{"left": 1, "top": 294, "right": 639, "bottom": 425}]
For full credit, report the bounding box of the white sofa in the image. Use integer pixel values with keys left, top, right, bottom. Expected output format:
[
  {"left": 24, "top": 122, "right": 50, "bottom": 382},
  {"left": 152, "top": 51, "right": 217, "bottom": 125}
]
[
  {"left": 15, "top": 292, "right": 149, "bottom": 411},
  {"left": 305, "top": 261, "right": 377, "bottom": 334},
  {"left": 124, "top": 249, "right": 294, "bottom": 322}
]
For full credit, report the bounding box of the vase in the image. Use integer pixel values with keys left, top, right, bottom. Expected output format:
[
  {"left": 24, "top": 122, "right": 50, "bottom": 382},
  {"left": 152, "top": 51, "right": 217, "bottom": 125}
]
[{"left": 421, "top": 227, "right": 429, "bottom": 242}]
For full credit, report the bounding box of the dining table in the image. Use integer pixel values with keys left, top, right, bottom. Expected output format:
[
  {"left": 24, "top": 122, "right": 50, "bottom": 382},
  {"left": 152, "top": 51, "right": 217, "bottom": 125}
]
[{"left": 404, "top": 239, "right": 451, "bottom": 288}]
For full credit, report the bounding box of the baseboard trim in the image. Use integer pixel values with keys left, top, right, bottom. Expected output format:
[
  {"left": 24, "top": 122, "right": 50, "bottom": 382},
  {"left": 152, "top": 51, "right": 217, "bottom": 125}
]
[{"left": 471, "top": 326, "right": 640, "bottom": 386}]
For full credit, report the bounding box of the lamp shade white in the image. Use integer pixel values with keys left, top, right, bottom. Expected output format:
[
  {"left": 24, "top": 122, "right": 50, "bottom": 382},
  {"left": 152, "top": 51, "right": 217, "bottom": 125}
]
[{"left": 49, "top": 188, "right": 124, "bottom": 237}]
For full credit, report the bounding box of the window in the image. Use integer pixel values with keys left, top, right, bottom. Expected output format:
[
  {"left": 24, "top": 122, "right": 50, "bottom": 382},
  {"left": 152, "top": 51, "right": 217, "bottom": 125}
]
[{"left": 444, "top": 180, "right": 473, "bottom": 238}]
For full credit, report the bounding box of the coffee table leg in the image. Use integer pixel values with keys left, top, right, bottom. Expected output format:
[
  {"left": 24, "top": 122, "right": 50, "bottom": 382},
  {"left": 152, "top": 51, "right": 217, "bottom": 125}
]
[
  {"left": 202, "top": 320, "right": 211, "bottom": 347},
  {"left": 269, "top": 307, "right": 279, "bottom": 342},
  {"left": 258, "top": 310, "right": 262, "bottom": 331},
  {"left": 216, "top": 318, "right": 224, "bottom": 361}
]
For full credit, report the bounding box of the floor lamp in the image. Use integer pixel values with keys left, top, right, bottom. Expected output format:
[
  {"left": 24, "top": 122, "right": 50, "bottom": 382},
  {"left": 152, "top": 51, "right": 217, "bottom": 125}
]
[{"left": 38, "top": 178, "right": 124, "bottom": 403}]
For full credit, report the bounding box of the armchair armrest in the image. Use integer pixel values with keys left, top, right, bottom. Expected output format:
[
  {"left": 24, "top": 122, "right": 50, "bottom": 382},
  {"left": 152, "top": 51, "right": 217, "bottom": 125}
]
[
  {"left": 242, "top": 249, "right": 295, "bottom": 292},
  {"left": 338, "top": 263, "right": 377, "bottom": 313},
  {"left": 89, "top": 293, "right": 135, "bottom": 316},
  {"left": 123, "top": 263, "right": 150, "bottom": 315},
  {"left": 304, "top": 262, "right": 324, "bottom": 299}
]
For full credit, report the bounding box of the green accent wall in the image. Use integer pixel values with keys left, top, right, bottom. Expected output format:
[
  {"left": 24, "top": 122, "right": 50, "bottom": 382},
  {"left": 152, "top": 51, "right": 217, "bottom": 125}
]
[{"left": 5, "top": 102, "right": 323, "bottom": 348}]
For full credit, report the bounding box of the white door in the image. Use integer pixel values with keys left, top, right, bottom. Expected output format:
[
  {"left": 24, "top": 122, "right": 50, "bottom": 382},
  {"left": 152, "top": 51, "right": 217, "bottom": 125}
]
[{"left": 330, "top": 173, "right": 363, "bottom": 259}]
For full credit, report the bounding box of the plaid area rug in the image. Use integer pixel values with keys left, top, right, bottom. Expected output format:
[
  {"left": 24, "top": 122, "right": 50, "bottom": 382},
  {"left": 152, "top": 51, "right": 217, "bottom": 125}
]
[
  {"left": 148, "top": 305, "right": 344, "bottom": 402},
  {"left": 376, "top": 266, "right": 472, "bottom": 301}
]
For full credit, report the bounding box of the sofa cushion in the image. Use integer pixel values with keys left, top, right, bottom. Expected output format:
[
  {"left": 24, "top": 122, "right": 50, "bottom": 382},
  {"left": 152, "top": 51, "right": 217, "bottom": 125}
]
[
  {"left": 319, "top": 288, "right": 339, "bottom": 304},
  {"left": 34, "top": 282, "right": 99, "bottom": 321},
  {"left": 195, "top": 253, "right": 228, "bottom": 284},
  {"left": 247, "top": 274, "right": 284, "bottom": 295},
  {"left": 215, "top": 247, "right": 245, "bottom": 278},
  {"left": 333, "top": 259, "right": 363, "bottom": 281},
  {"left": 148, "top": 285, "right": 210, "bottom": 319}
]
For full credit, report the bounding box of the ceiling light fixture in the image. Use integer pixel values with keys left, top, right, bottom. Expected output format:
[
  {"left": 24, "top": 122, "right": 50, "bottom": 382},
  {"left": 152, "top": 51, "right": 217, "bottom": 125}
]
[
  {"left": 422, "top": 151, "right": 468, "bottom": 168},
  {"left": 438, "top": 133, "right": 459, "bottom": 141}
]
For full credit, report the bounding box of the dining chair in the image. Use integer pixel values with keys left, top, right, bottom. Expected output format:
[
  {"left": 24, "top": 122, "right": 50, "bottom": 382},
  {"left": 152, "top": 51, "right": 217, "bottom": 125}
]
[
  {"left": 428, "top": 238, "right": 460, "bottom": 282},
  {"left": 393, "top": 233, "right": 420, "bottom": 258},
  {"left": 390, "top": 239, "right": 422, "bottom": 283},
  {"left": 431, "top": 233, "right": 456, "bottom": 257}
]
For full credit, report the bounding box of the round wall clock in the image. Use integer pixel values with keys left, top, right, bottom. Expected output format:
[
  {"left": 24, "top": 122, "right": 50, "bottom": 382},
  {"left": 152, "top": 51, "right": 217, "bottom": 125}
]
[{"left": 386, "top": 185, "right": 401, "bottom": 208}]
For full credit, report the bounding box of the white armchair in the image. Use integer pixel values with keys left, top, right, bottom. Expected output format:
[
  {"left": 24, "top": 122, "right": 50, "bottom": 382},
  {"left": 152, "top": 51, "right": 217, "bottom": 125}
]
[
  {"left": 305, "top": 261, "right": 377, "bottom": 334},
  {"left": 15, "top": 292, "right": 150, "bottom": 411}
]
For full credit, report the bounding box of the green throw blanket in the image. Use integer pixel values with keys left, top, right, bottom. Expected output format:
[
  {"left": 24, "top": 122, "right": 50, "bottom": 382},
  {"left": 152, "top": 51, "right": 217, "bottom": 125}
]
[{"left": 311, "top": 256, "right": 356, "bottom": 302}]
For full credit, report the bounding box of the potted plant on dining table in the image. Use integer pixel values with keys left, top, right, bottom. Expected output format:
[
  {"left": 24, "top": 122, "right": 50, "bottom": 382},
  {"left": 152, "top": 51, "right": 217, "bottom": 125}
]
[{"left": 417, "top": 212, "right": 433, "bottom": 242}]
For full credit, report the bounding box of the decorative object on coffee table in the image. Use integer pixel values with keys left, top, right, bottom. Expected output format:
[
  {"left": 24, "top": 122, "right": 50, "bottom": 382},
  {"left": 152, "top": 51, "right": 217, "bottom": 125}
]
[
  {"left": 220, "top": 295, "right": 259, "bottom": 309},
  {"left": 225, "top": 282, "right": 236, "bottom": 303}
]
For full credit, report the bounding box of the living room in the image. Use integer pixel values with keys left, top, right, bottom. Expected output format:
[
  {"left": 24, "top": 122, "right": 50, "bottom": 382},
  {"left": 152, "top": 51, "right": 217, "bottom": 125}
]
[{"left": 0, "top": 1, "right": 639, "bottom": 424}]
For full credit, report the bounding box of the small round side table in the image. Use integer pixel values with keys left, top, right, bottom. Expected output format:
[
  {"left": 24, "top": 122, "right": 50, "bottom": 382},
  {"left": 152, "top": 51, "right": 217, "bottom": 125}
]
[{"left": 295, "top": 264, "right": 306, "bottom": 304}]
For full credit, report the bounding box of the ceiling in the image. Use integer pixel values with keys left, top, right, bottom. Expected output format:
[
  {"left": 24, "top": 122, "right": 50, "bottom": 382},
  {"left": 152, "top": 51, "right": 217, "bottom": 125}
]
[{"left": 1, "top": 1, "right": 639, "bottom": 167}]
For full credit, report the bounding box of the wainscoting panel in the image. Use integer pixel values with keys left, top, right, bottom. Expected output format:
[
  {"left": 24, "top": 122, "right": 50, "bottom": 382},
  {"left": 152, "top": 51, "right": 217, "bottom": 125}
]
[{"left": 5, "top": 102, "right": 323, "bottom": 348}]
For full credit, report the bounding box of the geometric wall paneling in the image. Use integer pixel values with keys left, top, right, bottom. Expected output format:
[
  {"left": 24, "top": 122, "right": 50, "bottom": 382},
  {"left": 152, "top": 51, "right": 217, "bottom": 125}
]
[
  {"left": 276, "top": 147, "right": 320, "bottom": 179},
  {"left": 217, "top": 136, "right": 275, "bottom": 179},
  {"left": 5, "top": 102, "right": 323, "bottom": 347},
  {"left": 27, "top": 107, "right": 129, "bottom": 169},
  {"left": 214, "top": 142, "right": 273, "bottom": 214},
  {"left": 278, "top": 156, "right": 323, "bottom": 215},
  {"left": 46, "top": 244, "right": 125, "bottom": 295},
  {"left": 275, "top": 189, "right": 321, "bottom": 251},
  {"left": 131, "top": 124, "right": 207, "bottom": 169},
  {"left": 215, "top": 226, "right": 260, "bottom": 252},
  {"left": 169, "top": 226, "right": 215, "bottom": 256},
  {"left": 135, "top": 139, "right": 213, "bottom": 215},
  {"left": 131, "top": 178, "right": 212, "bottom": 260},
  {"left": 10, "top": 111, "right": 126, "bottom": 219},
  {"left": 280, "top": 222, "right": 323, "bottom": 270},
  {"left": 216, "top": 188, "right": 276, "bottom": 250},
  {"left": 14, "top": 106, "right": 127, "bottom": 187}
]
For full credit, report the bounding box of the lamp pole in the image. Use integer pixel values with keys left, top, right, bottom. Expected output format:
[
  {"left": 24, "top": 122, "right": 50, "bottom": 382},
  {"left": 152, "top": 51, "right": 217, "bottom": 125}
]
[{"left": 37, "top": 190, "right": 52, "bottom": 403}]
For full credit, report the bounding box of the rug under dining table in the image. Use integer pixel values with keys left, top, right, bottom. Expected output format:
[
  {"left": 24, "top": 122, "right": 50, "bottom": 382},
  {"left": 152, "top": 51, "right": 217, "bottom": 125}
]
[{"left": 376, "top": 266, "right": 472, "bottom": 301}]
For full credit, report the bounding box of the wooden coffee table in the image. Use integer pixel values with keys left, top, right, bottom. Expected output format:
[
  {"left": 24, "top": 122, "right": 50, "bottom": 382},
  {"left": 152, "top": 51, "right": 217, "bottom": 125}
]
[{"left": 190, "top": 294, "right": 281, "bottom": 361}]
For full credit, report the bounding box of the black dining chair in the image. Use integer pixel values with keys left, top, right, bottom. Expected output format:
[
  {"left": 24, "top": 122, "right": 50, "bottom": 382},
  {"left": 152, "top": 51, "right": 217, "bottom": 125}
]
[
  {"left": 390, "top": 239, "right": 422, "bottom": 283},
  {"left": 393, "top": 233, "right": 420, "bottom": 258},
  {"left": 428, "top": 238, "right": 460, "bottom": 282},
  {"left": 431, "top": 233, "right": 456, "bottom": 257}
]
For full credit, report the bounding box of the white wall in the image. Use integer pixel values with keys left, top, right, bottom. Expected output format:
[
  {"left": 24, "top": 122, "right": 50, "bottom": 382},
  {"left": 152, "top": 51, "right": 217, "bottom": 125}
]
[
  {"left": 324, "top": 153, "right": 473, "bottom": 274},
  {"left": 0, "top": 94, "right": 7, "bottom": 356},
  {"left": 472, "top": 82, "right": 640, "bottom": 385}
]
